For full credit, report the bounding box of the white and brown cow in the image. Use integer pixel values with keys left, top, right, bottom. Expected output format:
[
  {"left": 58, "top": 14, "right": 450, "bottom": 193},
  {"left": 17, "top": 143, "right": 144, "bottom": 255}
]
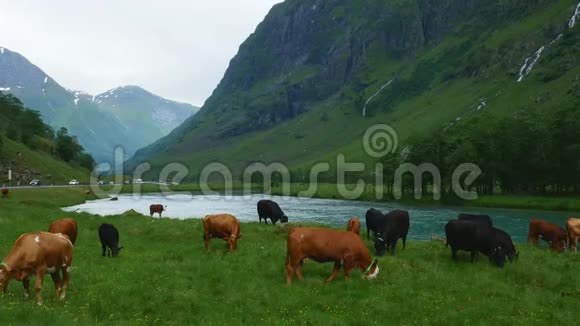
[{"left": 0, "top": 232, "right": 73, "bottom": 305}]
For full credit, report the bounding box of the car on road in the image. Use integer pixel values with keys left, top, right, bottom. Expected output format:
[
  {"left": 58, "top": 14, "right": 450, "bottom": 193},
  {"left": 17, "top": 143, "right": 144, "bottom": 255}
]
[
  {"left": 29, "top": 179, "right": 41, "bottom": 186},
  {"left": 97, "top": 180, "right": 105, "bottom": 185},
  {"left": 133, "top": 179, "right": 143, "bottom": 184},
  {"left": 69, "top": 179, "right": 80, "bottom": 185}
]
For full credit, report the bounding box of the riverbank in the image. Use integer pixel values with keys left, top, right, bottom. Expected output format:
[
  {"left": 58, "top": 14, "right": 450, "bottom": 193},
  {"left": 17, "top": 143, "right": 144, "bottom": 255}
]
[
  {"left": 100, "top": 182, "right": 580, "bottom": 213},
  {"left": 0, "top": 188, "right": 578, "bottom": 324}
]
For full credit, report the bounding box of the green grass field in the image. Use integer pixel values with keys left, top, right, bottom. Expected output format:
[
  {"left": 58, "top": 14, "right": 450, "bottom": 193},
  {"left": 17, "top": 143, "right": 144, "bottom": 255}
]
[{"left": 0, "top": 188, "right": 579, "bottom": 324}]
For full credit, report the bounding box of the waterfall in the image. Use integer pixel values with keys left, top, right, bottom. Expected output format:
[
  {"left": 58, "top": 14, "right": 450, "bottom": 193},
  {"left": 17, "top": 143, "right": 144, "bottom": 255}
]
[
  {"left": 362, "top": 79, "right": 393, "bottom": 117},
  {"left": 569, "top": 1, "right": 580, "bottom": 28},
  {"left": 517, "top": 46, "right": 545, "bottom": 82}
]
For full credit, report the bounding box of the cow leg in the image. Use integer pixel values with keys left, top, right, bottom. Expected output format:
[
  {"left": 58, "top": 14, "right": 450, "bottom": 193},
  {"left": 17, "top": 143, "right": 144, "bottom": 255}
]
[
  {"left": 470, "top": 251, "right": 477, "bottom": 262},
  {"left": 326, "top": 261, "right": 342, "bottom": 283},
  {"left": 402, "top": 236, "right": 407, "bottom": 249},
  {"left": 285, "top": 263, "right": 294, "bottom": 285},
  {"left": 451, "top": 248, "right": 457, "bottom": 260},
  {"left": 204, "top": 235, "right": 211, "bottom": 251},
  {"left": 342, "top": 260, "right": 355, "bottom": 282},
  {"left": 60, "top": 267, "right": 70, "bottom": 301},
  {"left": 50, "top": 272, "right": 62, "bottom": 299},
  {"left": 101, "top": 244, "right": 106, "bottom": 257},
  {"left": 34, "top": 269, "right": 44, "bottom": 305},
  {"left": 295, "top": 260, "right": 304, "bottom": 281},
  {"left": 391, "top": 240, "right": 398, "bottom": 254},
  {"left": 22, "top": 278, "right": 30, "bottom": 299},
  {"left": 286, "top": 256, "right": 302, "bottom": 285}
]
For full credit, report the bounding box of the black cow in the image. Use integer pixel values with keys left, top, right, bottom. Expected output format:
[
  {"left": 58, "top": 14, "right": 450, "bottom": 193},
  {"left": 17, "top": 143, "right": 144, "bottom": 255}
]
[
  {"left": 98, "top": 223, "right": 123, "bottom": 257},
  {"left": 365, "top": 208, "right": 386, "bottom": 239},
  {"left": 445, "top": 220, "right": 506, "bottom": 267},
  {"left": 373, "top": 210, "right": 410, "bottom": 256},
  {"left": 490, "top": 227, "right": 519, "bottom": 262},
  {"left": 257, "top": 200, "right": 288, "bottom": 225},
  {"left": 458, "top": 214, "right": 493, "bottom": 227}
]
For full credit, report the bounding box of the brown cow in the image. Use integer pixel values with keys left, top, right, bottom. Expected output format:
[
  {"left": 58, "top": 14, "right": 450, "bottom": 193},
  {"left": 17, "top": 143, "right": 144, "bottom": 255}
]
[
  {"left": 566, "top": 218, "right": 580, "bottom": 252},
  {"left": 528, "top": 218, "right": 567, "bottom": 252},
  {"left": 346, "top": 217, "right": 361, "bottom": 236},
  {"left": 285, "top": 228, "right": 379, "bottom": 285},
  {"left": 0, "top": 232, "right": 73, "bottom": 305},
  {"left": 203, "top": 214, "right": 242, "bottom": 253},
  {"left": 48, "top": 218, "right": 78, "bottom": 245},
  {"left": 1, "top": 187, "right": 8, "bottom": 198},
  {"left": 150, "top": 204, "right": 165, "bottom": 217}
]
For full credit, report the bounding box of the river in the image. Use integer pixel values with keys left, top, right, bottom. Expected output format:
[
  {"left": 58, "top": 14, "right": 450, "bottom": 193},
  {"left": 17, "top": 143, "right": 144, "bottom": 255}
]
[{"left": 62, "top": 193, "right": 576, "bottom": 242}]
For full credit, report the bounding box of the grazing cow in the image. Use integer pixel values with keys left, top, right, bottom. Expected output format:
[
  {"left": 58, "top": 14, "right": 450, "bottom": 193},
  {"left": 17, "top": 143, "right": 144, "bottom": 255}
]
[
  {"left": 203, "top": 214, "right": 242, "bottom": 253},
  {"left": 346, "top": 217, "right": 361, "bottom": 236},
  {"left": 373, "top": 210, "right": 410, "bottom": 256},
  {"left": 566, "top": 218, "right": 580, "bottom": 252},
  {"left": 458, "top": 214, "right": 493, "bottom": 227},
  {"left": 445, "top": 220, "right": 507, "bottom": 267},
  {"left": 285, "top": 228, "right": 379, "bottom": 285},
  {"left": 149, "top": 204, "right": 165, "bottom": 218},
  {"left": 527, "top": 218, "right": 567, "bottom": 252},
  {"left": 98, "top": 224, "right": 123, "bottom": 257},
  {"left": 1, "top": 187, "right": 8, "bottom": 198},
  {"left": 491, "top": 227, "right": 519, "bottom": 262},
  {"left": 48, "top": 218, "right": 78, "bottom": 245},
  {"left": 365, "top": 208, "right": 387, "bottom": 239},
  {"left": 0, "top": 232, "right": 73, "bottom": 305},
  {"left": 257, "top": 200, "right": 288, "bottom": 225}
]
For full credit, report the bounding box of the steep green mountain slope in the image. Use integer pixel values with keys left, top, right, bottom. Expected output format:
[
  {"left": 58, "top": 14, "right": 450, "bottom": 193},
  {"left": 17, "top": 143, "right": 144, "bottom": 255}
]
[
  {"left": 0, "top": 47, "right": 199, "bottom": 163},
  {"left": 128, "top": 0, "right": 580, "bottom": 182},
  {"left": 0, "top": 93, "right": 90, "bottom": 184}
]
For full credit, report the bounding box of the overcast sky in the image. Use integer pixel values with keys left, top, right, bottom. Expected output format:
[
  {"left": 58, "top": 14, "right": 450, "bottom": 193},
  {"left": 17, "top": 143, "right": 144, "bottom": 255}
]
[{"left": 0, "top": 0, "right": 282, "bottom": 106}]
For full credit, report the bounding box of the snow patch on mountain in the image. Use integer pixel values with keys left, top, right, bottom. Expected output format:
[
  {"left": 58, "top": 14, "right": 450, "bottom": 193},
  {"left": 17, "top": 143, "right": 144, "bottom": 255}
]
[{"left": 0, "top": 87, "right": 10, "bottom": 91}]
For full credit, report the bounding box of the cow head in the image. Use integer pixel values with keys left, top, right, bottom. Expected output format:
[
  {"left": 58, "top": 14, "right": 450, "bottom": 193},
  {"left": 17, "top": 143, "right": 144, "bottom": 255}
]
[
  {"left": 374, "top": 237, "right": 387, "bottom": 257},
  {"left": 362, "top": 258, "right": 379, "bottom": 280},
  {"left": 489, "top": 246, "right": 507, "bottom": 267},
  {"left": 281, "top": 215, "right": 288, "bottom": 223},
  {"left": 508, "top": 247, "right": 519, "bottom": 262},
  {"left": 227, "top": 234, "right": 242, "bottom": 252},
  {"left": 112, "top": 246, "right": 124, "bottom": 257}
]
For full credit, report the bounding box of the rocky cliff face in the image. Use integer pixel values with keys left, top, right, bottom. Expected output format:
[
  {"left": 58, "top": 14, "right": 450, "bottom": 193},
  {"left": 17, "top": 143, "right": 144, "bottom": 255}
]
[{"left": 129, "top": 0, "right": 580, "bottom": 175}]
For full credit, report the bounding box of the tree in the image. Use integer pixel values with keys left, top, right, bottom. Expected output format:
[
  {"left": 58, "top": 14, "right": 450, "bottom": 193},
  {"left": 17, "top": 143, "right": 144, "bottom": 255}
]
[
  {"left": 55, "top": 128, "right": 83, "bottom": 162},
  {"left": 77, "top": 153, "right": 96, "bottom": 170}
]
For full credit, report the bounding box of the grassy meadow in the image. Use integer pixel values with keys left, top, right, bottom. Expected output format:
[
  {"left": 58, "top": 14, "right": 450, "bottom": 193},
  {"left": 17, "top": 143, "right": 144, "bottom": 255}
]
[{"left": 0, "top": 188, "right": 579, "bottom": 324}]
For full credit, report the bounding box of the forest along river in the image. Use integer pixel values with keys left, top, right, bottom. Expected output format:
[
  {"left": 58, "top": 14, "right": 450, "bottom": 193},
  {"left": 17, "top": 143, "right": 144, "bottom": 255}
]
[{"left": 62, "top": 193, "right": 576, "bottom": 242}]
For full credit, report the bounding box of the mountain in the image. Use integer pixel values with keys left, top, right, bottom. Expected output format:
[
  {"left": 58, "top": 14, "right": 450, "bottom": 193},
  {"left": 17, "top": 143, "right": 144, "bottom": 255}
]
[
  {"left": 0, "top": 47, "right": 199, "bottom": 163},
  {"left": 128, "top": 0, "right": 580, "bottom": 181}
]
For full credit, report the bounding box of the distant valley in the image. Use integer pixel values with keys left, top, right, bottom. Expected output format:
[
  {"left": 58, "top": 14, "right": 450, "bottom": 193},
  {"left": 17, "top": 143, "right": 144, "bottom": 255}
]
[{"left": 0, "top": 47, "right": 199, "bottom": 163}]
